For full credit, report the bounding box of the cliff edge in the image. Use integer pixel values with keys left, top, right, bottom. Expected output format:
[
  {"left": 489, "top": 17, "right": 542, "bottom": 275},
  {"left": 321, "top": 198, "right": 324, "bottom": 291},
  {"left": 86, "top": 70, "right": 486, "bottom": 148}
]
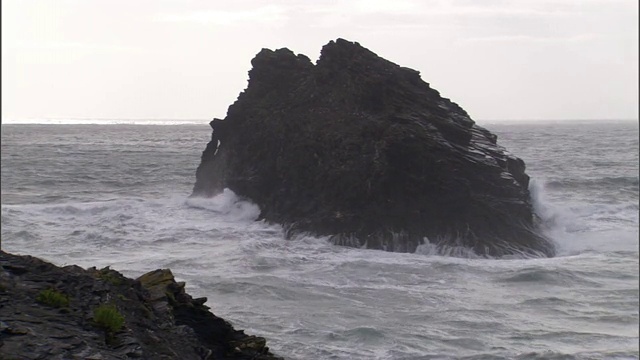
[{"left": 0, "top": 251, "right": 282, "bottom": 360}]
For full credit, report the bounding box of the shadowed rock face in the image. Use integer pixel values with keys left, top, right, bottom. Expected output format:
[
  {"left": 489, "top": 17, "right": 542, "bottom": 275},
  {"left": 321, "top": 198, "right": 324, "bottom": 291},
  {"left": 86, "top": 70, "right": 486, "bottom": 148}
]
[
  {"left": 0, "top": 251, "right": 282, "bottom": 360},
  {"left": 193, "top": 38, "right": 555, "bottom": 257}
]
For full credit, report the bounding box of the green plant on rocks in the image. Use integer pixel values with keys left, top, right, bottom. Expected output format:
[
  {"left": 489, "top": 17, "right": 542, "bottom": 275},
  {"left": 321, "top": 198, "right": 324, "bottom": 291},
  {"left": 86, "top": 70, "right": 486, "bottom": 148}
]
[
  {"left": 96, "top": 267, "right": 124, "bottom": 286},
  {"left": 93, "top": 304, "right": 125, "bottom": 333},
  {"left": 36, "top": 289, "right": 70, "bottom": 308}
]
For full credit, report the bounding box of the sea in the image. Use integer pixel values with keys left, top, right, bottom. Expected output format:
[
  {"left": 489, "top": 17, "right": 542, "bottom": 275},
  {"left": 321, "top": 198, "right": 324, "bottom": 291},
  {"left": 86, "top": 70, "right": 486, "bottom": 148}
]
[{"left": 1, "top": 119, "right": 638, "bottom": 360}]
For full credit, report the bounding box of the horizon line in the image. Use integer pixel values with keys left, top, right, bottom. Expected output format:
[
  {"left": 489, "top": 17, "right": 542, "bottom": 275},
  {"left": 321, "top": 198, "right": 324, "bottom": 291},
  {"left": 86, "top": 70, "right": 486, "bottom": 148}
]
[{"left": 2, "top": 117, "right": 638, "bottom": 123}]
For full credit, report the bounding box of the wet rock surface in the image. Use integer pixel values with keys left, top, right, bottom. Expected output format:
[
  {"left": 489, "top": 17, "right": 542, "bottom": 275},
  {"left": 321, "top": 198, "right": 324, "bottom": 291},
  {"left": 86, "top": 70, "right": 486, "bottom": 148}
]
[
  {"left": 192, "top": 38, "right": 554, "bottom": 257},
  {"left": 0, "top": 251, "right": 282, "bottom": 360}
]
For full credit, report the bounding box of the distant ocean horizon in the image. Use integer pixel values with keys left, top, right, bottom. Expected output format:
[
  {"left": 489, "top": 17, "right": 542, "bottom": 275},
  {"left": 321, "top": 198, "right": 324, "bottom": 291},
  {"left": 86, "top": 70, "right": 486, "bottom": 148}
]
[
  {"left": 1, "top": 117, "right": 638, "bottom": 126},
  {"left": 1, "top": 120, "right": 638, "bottom": 359}
]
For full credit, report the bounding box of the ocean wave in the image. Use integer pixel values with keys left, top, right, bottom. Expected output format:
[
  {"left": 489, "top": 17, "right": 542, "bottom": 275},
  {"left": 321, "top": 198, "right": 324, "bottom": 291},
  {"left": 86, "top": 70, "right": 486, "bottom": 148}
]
[
  {"left": 498, "top": 267, "right": 603, "bottom": 286},
  {"left": 544, "top": 176, "right": 639, "bottom": 191},
  {"left": 186, "top": 189, "right": 261, "bottom": 222},
  {"left": 3, "top": 186, "right": 636, "bottom": 263},
  {"left": 512, "top": 350, "right": 639, "bottom": 360},
  {"left": 327, "top": 327, "right": 387, "bottom": 343},
  {"left": 529, "top": 179, "right": 639, "bottom": 239},
  {"left": 2, "top": 229, "right": 41, "bottom": 241}
]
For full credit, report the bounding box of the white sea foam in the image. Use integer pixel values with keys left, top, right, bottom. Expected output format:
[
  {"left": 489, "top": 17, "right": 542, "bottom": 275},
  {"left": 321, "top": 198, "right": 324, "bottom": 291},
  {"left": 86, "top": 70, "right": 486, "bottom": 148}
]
[
  {"left": 414, "top": 239, "right": 484, "bottom": 258},
  {"left": 530, "top": 178, "right": 639, "bottom": 256},
  {"left": 186, "top": 188, "right": 261, "bottom": 222}
]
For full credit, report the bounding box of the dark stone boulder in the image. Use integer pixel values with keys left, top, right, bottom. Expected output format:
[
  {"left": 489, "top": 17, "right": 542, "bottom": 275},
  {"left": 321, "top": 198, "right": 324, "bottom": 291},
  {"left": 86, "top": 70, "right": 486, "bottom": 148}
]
[
  {"left": 0, "top": 251, "right": 282, "bottom": 360},
  {"left": 193, "top": 38, "right": 555, "bottom": 258}
]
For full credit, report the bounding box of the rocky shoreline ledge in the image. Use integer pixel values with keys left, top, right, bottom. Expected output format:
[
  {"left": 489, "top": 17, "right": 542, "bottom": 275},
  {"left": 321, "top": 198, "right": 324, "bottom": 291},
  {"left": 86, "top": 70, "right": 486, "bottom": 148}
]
[{"left": 0, "top": 251, "right": 282, "bottom": 360}]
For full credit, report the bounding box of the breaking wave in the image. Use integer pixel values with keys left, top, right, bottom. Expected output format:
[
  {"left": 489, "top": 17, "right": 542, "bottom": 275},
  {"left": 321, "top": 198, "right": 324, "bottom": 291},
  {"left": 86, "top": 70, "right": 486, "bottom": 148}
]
[{"left": 544, "top": 176, "right": 639, "bottom": 191}]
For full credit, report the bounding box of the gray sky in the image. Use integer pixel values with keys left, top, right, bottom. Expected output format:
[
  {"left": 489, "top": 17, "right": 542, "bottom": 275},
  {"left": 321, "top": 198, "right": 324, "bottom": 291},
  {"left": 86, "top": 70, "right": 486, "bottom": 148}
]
[{"left": 2, "top": 0, "right": 638, "bottom": 122}]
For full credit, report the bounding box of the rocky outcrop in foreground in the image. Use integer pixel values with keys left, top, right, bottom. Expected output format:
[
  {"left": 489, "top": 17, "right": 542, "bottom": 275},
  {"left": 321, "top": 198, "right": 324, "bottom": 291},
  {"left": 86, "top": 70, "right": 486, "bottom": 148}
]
[
  {"left": 0, "top": 251, "right": 281, "bottom": 360},
  {"left": 193, "top": 38, "right": 555, "bottom": 257}
]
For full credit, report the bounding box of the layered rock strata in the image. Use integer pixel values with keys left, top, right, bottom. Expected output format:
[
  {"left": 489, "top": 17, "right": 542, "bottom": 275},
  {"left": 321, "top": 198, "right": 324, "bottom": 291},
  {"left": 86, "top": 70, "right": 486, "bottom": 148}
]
[
  {"left": 193, "top": 38, "right": 554, "bottom": 257},
  {"left": 0, "top": 251, "right": 281, "bottom": 360}
]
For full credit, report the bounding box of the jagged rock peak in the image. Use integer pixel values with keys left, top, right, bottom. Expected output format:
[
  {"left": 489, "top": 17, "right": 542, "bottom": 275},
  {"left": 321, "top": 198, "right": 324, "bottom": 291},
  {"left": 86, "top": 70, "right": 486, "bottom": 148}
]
[
  {"left": 249, "top": 47, "right": 313, "bottom": 82},
  {"left": 193, "top": 39, "right": 555, "bottom": 258}
]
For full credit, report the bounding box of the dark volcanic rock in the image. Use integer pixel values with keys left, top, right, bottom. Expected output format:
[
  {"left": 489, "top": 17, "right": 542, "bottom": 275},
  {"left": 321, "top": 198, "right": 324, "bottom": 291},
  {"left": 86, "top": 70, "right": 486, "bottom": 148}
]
[
  {"left": 193, "top": 38, "right": 555, "bottom": 257},
  {"left": 0, "top": 251, "right": 282, "bottom": 360}
]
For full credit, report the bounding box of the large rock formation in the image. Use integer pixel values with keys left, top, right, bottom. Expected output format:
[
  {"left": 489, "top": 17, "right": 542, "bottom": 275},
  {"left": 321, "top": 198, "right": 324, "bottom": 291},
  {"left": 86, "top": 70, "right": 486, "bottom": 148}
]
[
  {"left": 193, "top": 38, "right": 555, "bottom": 258},
  {"left": 0, "top": 251, "right": 282, "bottom": 360}
]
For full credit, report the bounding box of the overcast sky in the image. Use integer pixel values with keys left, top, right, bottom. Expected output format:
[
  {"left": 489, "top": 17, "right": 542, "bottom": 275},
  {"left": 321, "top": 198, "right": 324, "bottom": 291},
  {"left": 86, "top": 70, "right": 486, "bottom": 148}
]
[{"left": 2, "top": 0, "right": 638, "bottom": 123}]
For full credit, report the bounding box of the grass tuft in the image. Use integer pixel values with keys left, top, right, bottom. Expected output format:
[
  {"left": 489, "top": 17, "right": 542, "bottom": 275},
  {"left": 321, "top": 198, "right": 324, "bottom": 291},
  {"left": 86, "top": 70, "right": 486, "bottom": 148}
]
[
  {"left": 93, "top": 304, "right": 125, "bottom": 333},
  {"left": 36, "top": 289, "right": 70, "bottom": 308}
]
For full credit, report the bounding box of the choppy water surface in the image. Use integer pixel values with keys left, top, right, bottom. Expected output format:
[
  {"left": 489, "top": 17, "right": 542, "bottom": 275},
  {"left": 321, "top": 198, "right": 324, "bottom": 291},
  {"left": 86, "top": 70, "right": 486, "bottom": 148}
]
[{"left": 1, "top": 121, "right": 638, "bottom": 359}]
